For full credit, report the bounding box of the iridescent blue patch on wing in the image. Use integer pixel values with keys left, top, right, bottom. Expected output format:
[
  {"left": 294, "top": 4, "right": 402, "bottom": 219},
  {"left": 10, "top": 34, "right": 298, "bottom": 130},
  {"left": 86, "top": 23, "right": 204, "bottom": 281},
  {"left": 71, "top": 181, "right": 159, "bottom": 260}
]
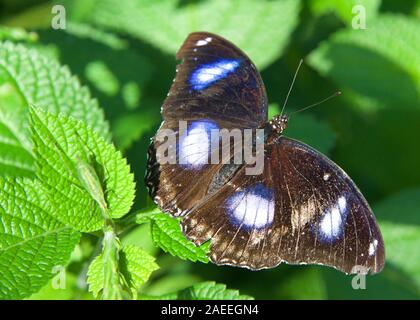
[
  {"left": 225, "top": 183, "right": 275, "bottom": 230},
  {"left": 189, "top": 59, "right": 240, "bottom": 90},
  {"left": 313, "top": 195, "right": 349, "bottom": 244},
  {"left": 178, "top": 120, "right": 219, "bottom": 170}
]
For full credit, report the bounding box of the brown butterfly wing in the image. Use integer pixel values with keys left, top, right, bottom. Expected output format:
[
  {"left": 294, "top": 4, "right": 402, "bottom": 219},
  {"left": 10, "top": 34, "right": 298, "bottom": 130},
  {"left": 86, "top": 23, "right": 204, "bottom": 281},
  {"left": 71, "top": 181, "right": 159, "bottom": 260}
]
[
  {"left": 146, "top": 117, "right": 242, "bottom": 216},
  {"left": 181, "top": 136, "right": 385, "bottom": 274},
  {"left": 162, "top": 32, "right": 268, "bottom": 125},
  {"left": 146, "top": 32, "right": 268, "bottom": 216}
]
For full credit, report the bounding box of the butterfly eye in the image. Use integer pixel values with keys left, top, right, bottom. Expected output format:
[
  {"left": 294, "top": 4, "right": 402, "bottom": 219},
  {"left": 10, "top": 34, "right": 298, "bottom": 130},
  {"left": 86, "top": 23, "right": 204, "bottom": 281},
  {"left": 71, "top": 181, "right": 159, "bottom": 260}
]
[{"left": 280, "top": 115, "right": 288, "bottom": 123}]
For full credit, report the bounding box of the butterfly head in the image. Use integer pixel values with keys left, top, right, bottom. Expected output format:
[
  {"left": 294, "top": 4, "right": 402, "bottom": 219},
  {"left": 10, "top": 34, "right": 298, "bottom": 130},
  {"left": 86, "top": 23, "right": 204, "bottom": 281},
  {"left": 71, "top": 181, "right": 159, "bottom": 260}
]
[{"left": 269, "top": 114, "right": 288, "bottom": 135}]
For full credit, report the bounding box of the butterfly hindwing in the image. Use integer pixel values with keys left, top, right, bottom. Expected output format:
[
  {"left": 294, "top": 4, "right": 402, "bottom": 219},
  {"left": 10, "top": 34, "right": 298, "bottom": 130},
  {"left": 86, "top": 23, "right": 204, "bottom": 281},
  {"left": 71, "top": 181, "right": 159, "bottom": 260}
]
[{"left": 181, "top": 137, "right": 384, "bottom": 274}]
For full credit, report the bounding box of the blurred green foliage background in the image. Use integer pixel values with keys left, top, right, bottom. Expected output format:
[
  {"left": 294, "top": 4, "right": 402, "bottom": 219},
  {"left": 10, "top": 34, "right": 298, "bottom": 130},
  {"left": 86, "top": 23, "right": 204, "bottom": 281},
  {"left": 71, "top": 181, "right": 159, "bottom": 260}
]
[{"left": 1, "top": 0, "right": 419, "bottom": 299}]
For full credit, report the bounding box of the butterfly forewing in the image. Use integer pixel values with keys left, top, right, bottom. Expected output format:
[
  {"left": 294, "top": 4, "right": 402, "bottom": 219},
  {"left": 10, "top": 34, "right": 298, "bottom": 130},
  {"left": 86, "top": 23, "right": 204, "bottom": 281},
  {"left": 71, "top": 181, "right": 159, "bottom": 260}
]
[
  {"left": 146, "top": 117, "right": 243, "bottom": 215},
  {"left": 147, "top": 31, "right": 268, "bottom": 215},
  {"left": 162, "top": 32, "right": 268, "bottom": 126}
]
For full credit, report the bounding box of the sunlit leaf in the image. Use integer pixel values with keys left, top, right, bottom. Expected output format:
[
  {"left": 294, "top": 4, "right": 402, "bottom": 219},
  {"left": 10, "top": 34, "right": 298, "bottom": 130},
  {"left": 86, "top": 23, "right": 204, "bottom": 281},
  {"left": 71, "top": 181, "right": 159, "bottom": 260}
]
[
  {"left": 375, "top": 189, "right": 420, "bottom": 290},
  {"left": 87, "top": 244, "right": 158, "bottom": 299},
  {"left": 136, "top": 211, "right": 210, "bottom": 263},
  {"left": 308, "top": 14, "right": 420, "bottom": 111},
  {"left": 66, "top": 0, "right": 301, "bottom": 69},
  {"left": 143, "top": 281, "right": 253, "bottom": 300},
  {"left": 30, "top": 108, "right": 135, "bottom": 231},
  {"left": 309, "top": 0, "right": 380, "bottom": 25},
  {"left": 0, "top": 41, "right": 109, "bottom": 177},
  {"left": 0, "top": 178, "right": 80, "bottom": 299}
]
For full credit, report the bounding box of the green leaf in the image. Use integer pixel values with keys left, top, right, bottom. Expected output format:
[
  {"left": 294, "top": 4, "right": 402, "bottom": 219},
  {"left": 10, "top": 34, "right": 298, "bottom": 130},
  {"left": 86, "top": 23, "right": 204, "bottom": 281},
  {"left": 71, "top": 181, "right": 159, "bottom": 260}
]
[
  {"left": 0, "top": 178, "right": 80, "bottom": 299},
  {"left": 309, "top": 0, "right": 380, "bottom": 25},
  {"left": 141, "top": 274, "right": 202, "bottom": 298},
  {"left": 332, "top": 107, "right": 420, "bottom": 202},
  {"left": 122, "top": 224, "right": 159, "bottom": 257},
  {"left": 36, "top": 23, "right": 155, "bottom": 150},
  {"left": 135, "top": 206, "right": 163, "bottom": 224},
  {"left": 85, "top": 60, "right": 120, "bottom": 96},
  {"left": 277, "top": 268, "right": 327, "bottom": 299},
  {"left": 67, "top": 0, "right": 301, "bottom": 69},
  {"left": 308, "top": 14, "right": 420, "bottom": 111},
  {"left": 27, "top": 273, "right": 92, "bottom": 300},
  {"left": 64, "top": 22, "right": 129, "bottom": 50},
  {"left": 145, "top": 281, "right": 253, "bottom": 300},
  {"left": 136, "top": 211, "right": 210, "bottom": 263},
  {"left": 102, "top": 228, "right": 125, "bottom": 299},
  {"left": 0, "top": 26, "right": 38, "bottom": 42},
  {"left": 87, "top": 251, "right": 119, "bottom": 299},
  {"left": 0, "top": 111, "right": 35, "bottom": 177},
  {"left": 87, "top": 244, "right": 158, "bottom": 299},
  {"left": 0, "top": 41, "right": 110, "bottom": 178},
  {"left": 322, "top": 263, "right": 419, "bottom": 299},
  {"left": 375, "top": 189, "right": 420, "bottom": 290},
  {"left": 112, "top": 110, "right": 158, "bottom": 151},
  {"left": 120, "top": 245, "right": 159, "bottom": 293},
  {"left": 29, "top": 108, "right": 135, "bottom": 232},
  {"left": 87, "top": 228, "right": 125, "bottom": 300}
]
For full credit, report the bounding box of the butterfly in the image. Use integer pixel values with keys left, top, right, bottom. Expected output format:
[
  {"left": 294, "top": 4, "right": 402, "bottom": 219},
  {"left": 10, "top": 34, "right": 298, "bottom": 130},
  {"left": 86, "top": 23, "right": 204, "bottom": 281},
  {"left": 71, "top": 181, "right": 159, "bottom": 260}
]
[{"left": 146, "top": 32, "right": 385, "bottom": 274}]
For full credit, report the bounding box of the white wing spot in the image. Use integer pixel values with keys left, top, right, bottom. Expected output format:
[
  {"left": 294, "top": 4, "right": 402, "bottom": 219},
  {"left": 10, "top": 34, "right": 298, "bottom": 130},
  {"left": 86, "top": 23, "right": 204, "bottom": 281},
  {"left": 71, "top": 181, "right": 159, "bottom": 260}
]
[
  {"left": 189, "top": 59, "right": 240, "bottom": 90},
  {"left": 196, "top": 37, "right": 212, "bottom": 46},
  {"left": 368, "top": 239, "right": 378, "bottom": 256},
  {"left": 226, "top": 184, "right": 274, "bottom": 229},
  {"left": 318, "top": 196, "right": 347, "bottom": 241},
  {"left": 178, "top": 121, "right": 218, "bottom": 169}
]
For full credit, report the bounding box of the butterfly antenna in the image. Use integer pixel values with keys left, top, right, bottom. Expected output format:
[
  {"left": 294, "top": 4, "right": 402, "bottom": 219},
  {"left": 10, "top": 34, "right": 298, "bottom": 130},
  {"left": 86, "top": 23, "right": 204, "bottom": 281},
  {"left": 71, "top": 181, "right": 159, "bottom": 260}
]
[
  {"left": 280, "top": 59, "right": 304, "bottom": 116},
  {"left": 290, "top": 91, "right": 341, "bottom": 116}
]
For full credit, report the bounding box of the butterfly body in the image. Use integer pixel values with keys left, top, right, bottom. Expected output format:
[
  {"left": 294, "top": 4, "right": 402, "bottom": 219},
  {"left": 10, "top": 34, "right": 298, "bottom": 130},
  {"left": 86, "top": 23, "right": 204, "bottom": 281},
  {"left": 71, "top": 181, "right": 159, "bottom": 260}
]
[{"left": 146, "top": 32, "right": 385, "bottom": 274}]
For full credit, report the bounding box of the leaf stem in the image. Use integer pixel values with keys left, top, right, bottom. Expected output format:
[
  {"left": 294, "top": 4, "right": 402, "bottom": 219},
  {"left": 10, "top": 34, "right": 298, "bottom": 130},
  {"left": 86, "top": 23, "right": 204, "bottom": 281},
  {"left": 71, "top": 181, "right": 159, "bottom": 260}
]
[
  {"left": 115, "top": 206, "right": 161, "bottom": 235},
  {"left": 101, "top": 226, "right": 125, "bottom": 300}
]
